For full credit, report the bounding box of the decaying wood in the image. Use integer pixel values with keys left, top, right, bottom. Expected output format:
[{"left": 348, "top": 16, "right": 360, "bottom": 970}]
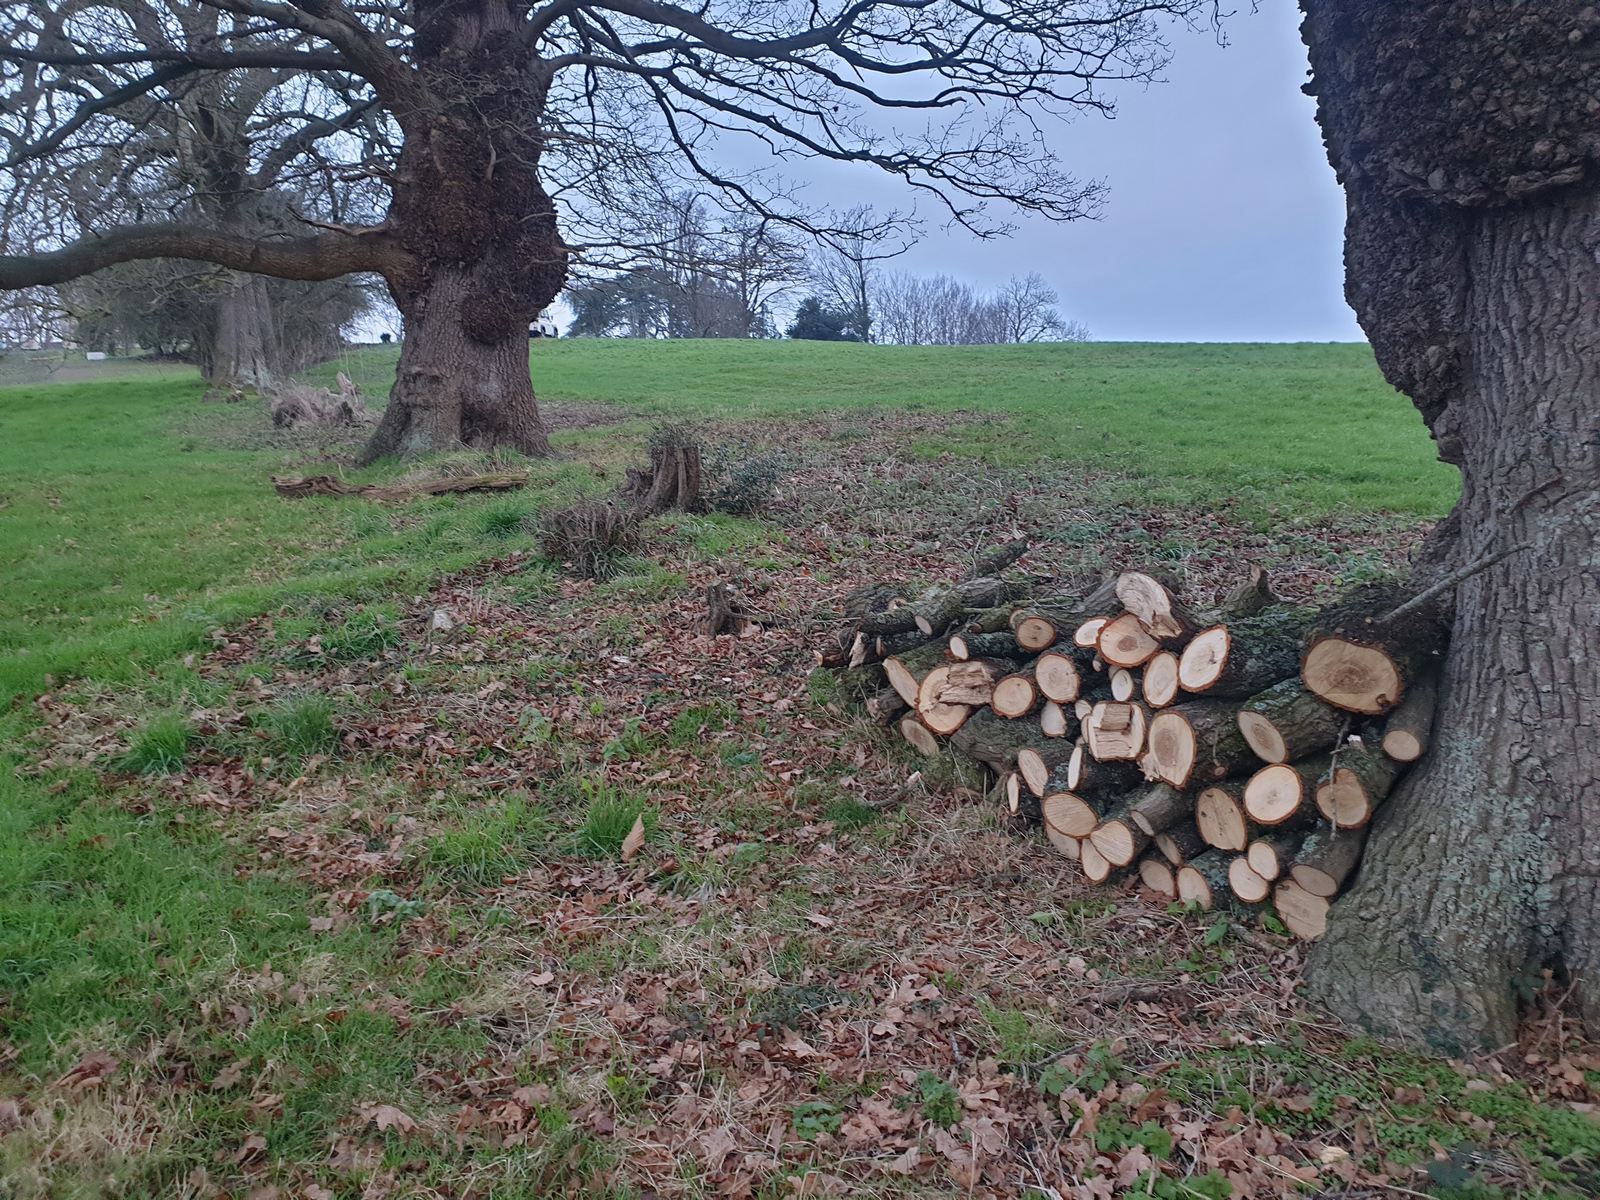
[{"left": 273, "top": 470, "right": 529, "bottom": 500}]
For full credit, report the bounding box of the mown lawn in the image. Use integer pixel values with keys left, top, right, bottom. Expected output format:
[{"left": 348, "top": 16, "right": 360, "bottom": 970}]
[{"left": 3, "top": 347, "right": 1591, "bottom": 1200}]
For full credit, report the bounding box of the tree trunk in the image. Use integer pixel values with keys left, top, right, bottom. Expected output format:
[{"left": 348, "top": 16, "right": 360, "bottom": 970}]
[
  {"left": 360, "top": 4, "right": 568, "bottom": 463},
  {"left": 1301, "top": 0, "right": 1600, "bottom": 1051},
  {"left": 210, "top": 272, "right": 276, "bottom": 390},
  {"left": 362, "top": 268, "right": 553, "bottom": 462}
]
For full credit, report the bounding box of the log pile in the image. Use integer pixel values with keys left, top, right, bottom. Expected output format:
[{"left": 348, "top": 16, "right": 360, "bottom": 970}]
[{"left": 828, "top": 562, "right": 1447, "bottom": 940}]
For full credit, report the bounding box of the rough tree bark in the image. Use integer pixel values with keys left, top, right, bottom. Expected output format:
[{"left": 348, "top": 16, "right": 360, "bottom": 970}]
[
  {"left": 1300, "top": 1, "right": 1600, "bottom": 1053},
  {"left": 360, "top": 1, "right": 564, "bottom": 462},
  {"left": 210, "top": 272, "right": 277, "bottom": 390}
]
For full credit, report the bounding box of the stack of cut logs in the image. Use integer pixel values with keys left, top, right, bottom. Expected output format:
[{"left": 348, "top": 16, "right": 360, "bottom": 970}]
[{"left": 827, "top": 554, "right": 1446, "bottom": 939}]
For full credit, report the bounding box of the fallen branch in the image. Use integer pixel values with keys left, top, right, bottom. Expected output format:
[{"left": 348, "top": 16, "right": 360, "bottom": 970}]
[
  {"left": 272, "top": 471, "right": 530, "bottom": 501},
  {"left": 1381, "top": 541, "right": 1532, "bottom": 623}
]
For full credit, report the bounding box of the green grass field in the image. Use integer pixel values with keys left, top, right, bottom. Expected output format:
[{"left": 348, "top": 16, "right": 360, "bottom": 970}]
[
  {"left": 334, "top": 339, "right": 1458, "bottom": 519},
  {"left": 8, "top": 345, "right": 1586, "bottom": 1200}
]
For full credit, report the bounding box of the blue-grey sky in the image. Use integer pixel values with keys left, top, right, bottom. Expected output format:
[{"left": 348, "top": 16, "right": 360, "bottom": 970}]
[{"left": 805, "top": 4, "right": 1362, "bottom": 343}]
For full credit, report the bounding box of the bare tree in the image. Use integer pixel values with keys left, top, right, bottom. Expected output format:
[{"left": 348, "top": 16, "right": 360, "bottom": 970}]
[
  {"left": 1298, "top": 1, "right": 1600, "bottom": 1052},
  {"left": 808, "top": 207, "right": 900, "bottom": 343},
  {"left": 996, "top": 273, "right": 1071, "bottom": 344},
  {"left": 724, "top": 217, "right": 807, "bottom": 338},
  {"left": 1, "top": 0, "right": 1218, "bottom": 460},
  {"left": 875, "top": 270, "right": 1085, "bottom": 345}
]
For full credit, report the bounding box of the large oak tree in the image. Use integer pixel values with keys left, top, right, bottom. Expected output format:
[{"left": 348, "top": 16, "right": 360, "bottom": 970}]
[
  {"left": 1300, "top": 2, "right": 1600, "bottom": 1052},
  {"left": 1, "top": 0, "right": 1216, "bottom": 462}
]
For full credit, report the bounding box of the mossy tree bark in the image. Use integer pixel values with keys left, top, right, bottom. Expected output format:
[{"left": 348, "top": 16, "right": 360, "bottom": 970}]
[{"left": 1301, "top": 0, "right": 1600, "bottom": 1052}]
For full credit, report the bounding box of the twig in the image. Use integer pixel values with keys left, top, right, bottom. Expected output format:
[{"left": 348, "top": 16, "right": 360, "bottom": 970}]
[{"left": 1381, "top": 541, "right": 1532, "bottom": 623}]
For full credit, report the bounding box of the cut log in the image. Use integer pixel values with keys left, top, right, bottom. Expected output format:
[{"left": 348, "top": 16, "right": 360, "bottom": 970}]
[
  {"left": 1138, "top": 855, "right": 1179, "bottom": 900},
  {"left": 1242, "top": 757, "right": 1333, "bottom": 829},
  {"left": 912, "top": 573, "right": 1032, "bottom": 636},
  {"left": 874, "top": 630, "right": 930, "bottom": 660},
  {"left": 1195, "top": 782, "right": 1250, "bottom": 852},
  {"left": 1073, "top": 617, "right": 1109, "bottom": 649},
  {"left": 1142, "top": 651, "right": 1181, "bottom": 708},
  {"left": 1074, "top": 699, "right": 1093, "bottom": 722},
  {"left": 1040, "top": 701, "right": 1070, "bottom": 739},
  {"left": 1176, "top": 853, "right": 1234, "bottom": 911},
  {"left": 1126, "top": 783, "right": 1192, "bottom": 837},
  {"left": 960, "top": 606, "right": 1019, "bottom": 638},
  {"left": 1314, "top": 744, "right": 1401, "bottom": 828},
  {"left": 1018, "top": 744, "right": 1074, "bottom": 797},
  {"left": 964, "top": 541, "right": 1030, "bottom": 581},
  {"left": 1245, "top": 831, "right": 1306, "bottom": 883},
  {"left": 1034, "top": 645, "right": 1087, "bottom": 703},
  {"left": 883, "top": 641, "right": 950, "bottom": 705},
  {"left": 914, "top": 666, "right": 972, "bottom": 735},
  {"left": 1067, "top": 742, "right": 1146, "bottom": 799},
  {"left": 1041, "top": 791, "right": 1102, "bottom": 840},
  {"left": 1044, "top": 823, "right": 1082, "bottom": 861},
  {"left": 1080, "top": 836, "right": 1115, "bottom": 884},
  {"left": 991, "top": 669, "right": 1042, "bottom": 719},
  {"left": 1142, "top": 701, "right": 1257, "bottom": 790},
  {"left": 947, "top": 631, "right": 1021, "bottom": 663},
  {"left": 1005, "top": 772, "right": 1024, "bottom": 815},
  {"left": 1154, "top": 821, "right": 1208, "bottom": 866},
  {"left": 1011, "top": 577, "right": 1124, "bottom": 652},
  {"left": 1380, "top": 669, "right": 1439, "bottom": 762},
  {"left": 1089, "top": 804, "right": 1152, "bottom": 868},
  {"left": 1217, "top": 564, "right": 1278, "bottom": 621},
  {"left": 1177, "top": 606, "right": 1316, "bottom": 697},
  {"left": 948, "top": 709, "right": 1058, "bottom": 774},
  {"left": 864, "top": 688, "right": 909, "bottom": 724},
  {"left": 1290, "top": 827, "right": 1369, "bottom": 897},
  {"left": 1299, "top": 583, "right": 1448, "bottom": 716},
  {"left": 1116, "top": 571, "right": 1201, "bottom": 642},
  {"left": 1236, "top": 679, "right": 1347, "bottom": 764},
  {"left": 1109, "top": 667, "right": 1136, "bottom": 701},
  {"left": 898, "top": 715, "right": 941, "bottom": 758},
  {"left": 1097, "top": 613, "right": 1160, "bottom": 668},
  {"left": 1273, "top": 879, "right": 1330, "bottom": 940},
  {"left": 933, "top": 659, "right": 1009, "bottom": 706},
  {"left": 273, "top": 469, "right": 524, "bottom": 500},
  {"left": 1081, "top": 701, "right": 1148, "bottom": 763},
  {"left": 1228, "top": 856, "right": 1272, "bottom": 904}
]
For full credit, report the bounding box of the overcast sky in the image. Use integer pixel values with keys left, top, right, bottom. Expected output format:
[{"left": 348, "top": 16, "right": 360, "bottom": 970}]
[{"left": 795, "top": 3, "right": 1363, "bottom": 343}]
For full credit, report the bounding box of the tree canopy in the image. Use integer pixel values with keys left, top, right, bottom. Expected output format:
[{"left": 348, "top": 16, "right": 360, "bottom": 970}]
[{"left": 1, "top": 0, "right": 1220, "bottom": 459}]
